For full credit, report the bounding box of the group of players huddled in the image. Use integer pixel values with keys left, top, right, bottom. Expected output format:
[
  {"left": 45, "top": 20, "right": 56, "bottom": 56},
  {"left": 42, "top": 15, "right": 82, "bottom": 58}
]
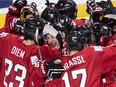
[{"left": 0, "top": 0, "right": 116, "bottom": 87}]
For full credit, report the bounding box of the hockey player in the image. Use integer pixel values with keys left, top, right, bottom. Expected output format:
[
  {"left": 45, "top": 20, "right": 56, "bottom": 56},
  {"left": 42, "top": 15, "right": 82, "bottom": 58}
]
[
  {"left": 97, "top": 1, "right": 115, "bottom": 15},
  {"left": 44, "top": 29, "right": 116, "bottom": 87},
  {"left": 92, "top": 23, "right": 112, "bottom": 46},
  {"left": 55, "top": 0, "right": 90, "bottom": 27},
  {"left": 41, "top": 24, "right": 66, "bottom": 60},
  {"left": 86, "top": 0, "right": 113, "bottom": 46},
  {"left": 102, "top": 14, "right": 116, "bottom": 45},
  {"left": 101, "top": 14, "right": 116, "bottom": 87},
  {"left": 56, "top": 0, "right": 77, "bottom": 19},
  {"left": 0, "top": 17, "right": 64, "bottom": 87},
  {"left": 0, "top": 0, "right": 27, "bottom": 33},
  {"left": 0, "top": 0, "right": 39, "bottom": 36},
  {"left": 40, "top": 14, "right": 76, "bottom": 60}
]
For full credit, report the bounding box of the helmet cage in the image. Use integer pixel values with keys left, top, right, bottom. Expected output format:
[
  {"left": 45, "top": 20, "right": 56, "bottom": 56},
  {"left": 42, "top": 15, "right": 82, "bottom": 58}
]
[{"left": 66, "top": 30, "right": 86, "bottom": 51}]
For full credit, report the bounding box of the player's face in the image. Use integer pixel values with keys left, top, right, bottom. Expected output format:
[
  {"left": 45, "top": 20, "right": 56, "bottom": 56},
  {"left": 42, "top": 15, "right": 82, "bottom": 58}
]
[
  {"left": 113, "top": 25, "right": 116, "bottom": 32},
  {"left": 46, "top": 34, "right": 59, "bottom": 48},
  {"left": 26, "top": 14, "right": 34, "bottom": 19}
]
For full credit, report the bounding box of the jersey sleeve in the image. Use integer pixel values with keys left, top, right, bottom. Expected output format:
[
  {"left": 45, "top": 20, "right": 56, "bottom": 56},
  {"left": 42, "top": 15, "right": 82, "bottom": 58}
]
[
  {"left": 29, "top": 66, "right": 45, "bottom": 87},
  {"left": 28, "top": 47, "right": 47, "bottom": 87},
  {"left": 45, "top": 78, "right": 60, "bottom": 87},
  {"left": 102, "top": 44, "right": 116, "bottom": 71},
  {"left": 92, "top": 45, "right": 116, "bottom": 73}
]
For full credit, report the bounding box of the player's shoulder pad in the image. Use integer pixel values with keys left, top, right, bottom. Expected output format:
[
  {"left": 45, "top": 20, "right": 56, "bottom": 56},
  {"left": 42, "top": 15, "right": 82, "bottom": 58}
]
[
  {"left": 0, "top": 32, "right": 9, "bottom": 38},
  {"left": 93, "top": 46, "right": 103, "bottom": 51}
]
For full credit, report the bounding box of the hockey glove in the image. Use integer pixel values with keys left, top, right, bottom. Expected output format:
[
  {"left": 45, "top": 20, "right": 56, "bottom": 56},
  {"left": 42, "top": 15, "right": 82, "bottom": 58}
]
[
  {"left": 46, "top": 59, "right": 65, "bottom": 78},
  {"left": 15, "top": 20, "right": 24, "bottom": 33},
  {"left": 100, "top": 35, "right": 111, "bottom": 46},
  {"left": 8, "top": 0, "right": 27, "bottom": 16},
  {"left": 86, "top": 0, "right": 103, "bottom": 15},
  {"left": 9, "top": 18, "right": 24, "bottom": 33}
]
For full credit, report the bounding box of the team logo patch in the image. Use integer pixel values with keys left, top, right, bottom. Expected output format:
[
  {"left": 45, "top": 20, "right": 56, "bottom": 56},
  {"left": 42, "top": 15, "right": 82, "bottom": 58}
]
[
  {"left": 30, "top": 56, "right": 38, "bottom": 65},
  {"left": 0, "top": 32, "right": 8, "bottom": 37},
  {"left": 94, "top": 46, "right": 103, "bottom": 51}
]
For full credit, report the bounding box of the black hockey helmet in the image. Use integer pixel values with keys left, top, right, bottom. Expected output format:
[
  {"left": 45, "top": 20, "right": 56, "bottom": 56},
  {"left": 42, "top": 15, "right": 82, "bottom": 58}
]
[
  {"left": 24, "top": 17, "right": 45, "bottom": 42},
  {"left": 56, "top": 0, "right": 77, "bottom": 19},
  {"left": 55, "top": 15, "right": 75, "bottom": 34},
  {"left": 93, "top": 23, "right": 112, "bottom": 37},
  {"left": 102, "top": 14, "right": 116, "bottom": 28},
  {"left": 41, "top": 7, "right": 60, "bottom": 23},
  {"left": 97, "top": 1, "right": 114, "bottom": 15},
  {"left": 51, "top": 22, "right": 66, "bottom": 33},
  {"left": 66, "top": 29, "right": 87, "bottom": 51},
  {"left": 77, "top": 26, "right": 96, "bottom": 45},
  {"left": 92, "top": 23, "right": 112, "bottom": 45}
]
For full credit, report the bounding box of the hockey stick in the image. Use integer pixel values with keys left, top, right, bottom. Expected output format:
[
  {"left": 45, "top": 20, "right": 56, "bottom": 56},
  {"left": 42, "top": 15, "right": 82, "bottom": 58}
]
[
  {"left": 37, "top": 42, "right": 43, "bottom": 61},
  {"left": 35, "top": 28, "right": 43, "bottom": 61}
]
